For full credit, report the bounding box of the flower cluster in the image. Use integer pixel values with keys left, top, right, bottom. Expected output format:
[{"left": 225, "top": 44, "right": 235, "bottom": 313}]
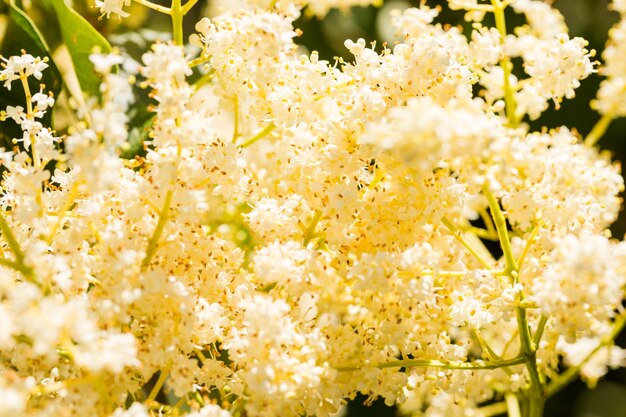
[{"left": 1, "top": 1, "right": 626, "bottom": 417}]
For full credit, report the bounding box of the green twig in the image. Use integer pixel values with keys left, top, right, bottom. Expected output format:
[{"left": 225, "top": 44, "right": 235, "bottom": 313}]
[
  {"left": 302, "top": 211, "right": 323, "bottom": 246},
  {"left": 0, "top": 211, "right": 37, "bottom": 284},
  {"left": 336, "top": 355, "right": 526, "bottom": 372},
  {"left": 490, "top": 0, "right": 518, "bottom": 126},
  {"left": 532, "top": 315, "right": 549, "bottom": 348},
  {"left": 484, "top": 184, "right": 545, "bottom": 416},
  {"left": 171, "top": 0, "right": 183, "bottom": 45},
  {"left": 232, "top": 95, "right": 239, "bottom": 143},
  {"left": 141, "top": 145, "right": 181, "bottom": 271},
  {"left": 505, "top": 393, "right": 522, "bottom": 417},
  {"left": 134, "top": 0, "right": 171, "bottom": 13},
  {"left": 584, "top": 112, "right": 613, "bottom": 147},
  {"left": 239, "top": 123, "right": 277, "bottom": 148},
  {"left": 474, "top": 329, "right": 513, "bottom": 376},
  {"left": 147, "top": 362, "right": 172, "bottom": 403},
  {"left": 517, "top": 220, "right": 542, "bottom": 270},
  {"left": 442, "top": 217, "right": 494, "bottom": 270},
  {"left": 478, "top": 401, "right": 508, "bottom": 417},
  {"left": 181, "top": 0, "right": 199, "bottom": 14}
]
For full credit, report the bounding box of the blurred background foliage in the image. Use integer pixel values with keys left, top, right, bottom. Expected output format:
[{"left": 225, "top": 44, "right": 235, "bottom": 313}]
[{"left": 1, "top": 0, "right": 626, "bottom": 415}]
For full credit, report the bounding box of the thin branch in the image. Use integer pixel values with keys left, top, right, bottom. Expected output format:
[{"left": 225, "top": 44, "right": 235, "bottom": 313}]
[
  {"left": 336, "top": 355, "right": 526, "bottom": 372},
  {"left": 442, "top": 217, "right": 494, "bottom": 270},
  {"left": 584, "top": 112, "right": 613, "bottom": 147},
  {"left": 134, "top": 0, "right": 171, "bottom": 13},
  {"left": 181, "top": 0, "right": 200, "bottom": 14},
  {"left": 239, "top": 123, "right": 277, "bottom": 148}
]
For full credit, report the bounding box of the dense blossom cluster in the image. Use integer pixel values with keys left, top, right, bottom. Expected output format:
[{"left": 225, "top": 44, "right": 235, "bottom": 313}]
[{"left": 1, "top": 0, "right": 626, "bottom": 416}]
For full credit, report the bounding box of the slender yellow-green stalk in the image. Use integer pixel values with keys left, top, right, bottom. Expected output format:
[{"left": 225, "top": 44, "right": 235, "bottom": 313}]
[
  {"left": 584, "top": 112, "right": 613, "bottom": 147},
  {"left": 141, "top": 143, "right": 182, "bottom": 271},
  {"left": 239, "top": 122, "right": 277, "bottom": 148},
  {"left": 302, "top": 210, "right": 323, "bottom": 246},
  {"left": 134, "top": 0, "right": 171, "bottom": 13},
  {"left": 171, "top": 0, "right": 184, "bottom": 45},
  {"left": 0, "top": 210, "right": 37, "bottom": 284},
  {"left": 336, "top": 355, "right": 526, "bottom": 372},
  {"left": 506, "top": 393, "right": 522, "bottom": 417},
  {"left": 442, "top": 217, "right": 494, "bottom": 270},
  {"left": 147, "top": 361, "right": 172, "bottom": 403},
  {"left": 484, "top": 185, "right": 545, "bottom": 417},
  {"left": 490, "top": 0, "right": 518, "bottom": 126}
]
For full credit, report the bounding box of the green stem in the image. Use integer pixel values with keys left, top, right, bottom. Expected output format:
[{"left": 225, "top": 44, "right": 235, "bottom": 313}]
[
  {"left": 474, "top": 328, "right": 513, "bottom": 376},
  {"left": 490, "top": 0, "right": 518, "bottom": 126},
  {"left": 442, "top": 217, "right": 494, "bottom": 270},
  {"left": 19, "top": 74, "right": 44, "bottom": 216},
  {"left": 181, "top": 0, "right": 199, "bottom": 14},
  {"left": 483, "top": 186, "right": 518, "bottom": 279},
  {"left": 147, "top": 362, "right": 172, "bottom": 403},
  {"left": 0, "top": 210, "right": 37, "bottom": 284},
  {"left": 0, "top": 258, "right": 32, "bottom": 279},
  {"left": 462, "top": 225, "right": 499, "bottom": 241},
  {"left": 479, "top": 401, "right": 508, "bottom": 417},
  {"left": 134, "top": 0, "right": 171, "bottom": 13},
  {"left": 141, "top": 188, "right": 174, "bottom": 271},
  {"left": 302, "top": 210, "right": 322, "bottom": 246},
  {"left": 46, "top": 182, "right": 79, "bottom": 244},
  {"left": 141, "top": 145, "right": 181, "bottom": 271},
  {"left": 336, "top": 355, "right": 526, "bottom": 372},
  {"left": 232, "top": 95, "right": 239, "bottom": 143},
  {"left": 188, "top": 55, "right": 211, "bottom": 68},
  {"left": 532, "top": 315, "right": 549, "bottom": 347},
  {"left": 191, "top": 390, "right": 205, "bottom": 407},
  {"left": 239, "top": 122, "right": 276, "bottom": 148},
  {"left": 193, "top": 68, "right": 216, "bottom": 91},
  {"left": 517, "top": 221, "right": 542, "bottom": 270},
  {"left": 484, "top": 185, "right": 544, "bottom": 417},
  {"left": 19, "top": 74, "right": 40, "bottom": 169},
  {"left": 584, "top": 112, "right": 613, "bottom": 147},
  {"left": 171, "top": 0, "right": 184, "bottom": 45},
  {"left": 506, "top": 393, "right": 522, "bottom": 417},
  {"left": 479, "top": 207, "right": 497, "bottom": 237},
  {"left": 167, "top": 396, "right": 187, "bottom": 415}
]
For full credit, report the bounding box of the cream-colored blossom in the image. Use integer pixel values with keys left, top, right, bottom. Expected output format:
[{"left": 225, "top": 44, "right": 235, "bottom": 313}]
[
  {"left": 1, "top": 1, "right": 626, "bottom": 416},
  {"left": 96, "top": 0, "right": 131, "bottom": 18},
  {"left": 558, "top": 338, "right": 626, "bottom": 387},
  {"left": 595, "top": 19, "right": 626, "bottom": 116}
]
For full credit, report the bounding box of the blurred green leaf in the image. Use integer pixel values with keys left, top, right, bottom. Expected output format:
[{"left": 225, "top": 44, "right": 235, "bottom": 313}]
[
  {"left": 574, "top": 381, "right": 626, "bottom": 417},
  {"left": 0, "top": 0, "right": 63, "bottom": 148},
  {"left": 121, "top": 112, "right": 153, "bottom": 159},
  {"left": 48, "top": 0, "right": 112, "bottom": 97}
]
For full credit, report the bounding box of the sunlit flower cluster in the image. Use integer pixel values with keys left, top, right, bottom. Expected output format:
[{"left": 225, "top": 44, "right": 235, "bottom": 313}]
[{"left": 2, "top": 1, "right": 626, "bottom": 417}]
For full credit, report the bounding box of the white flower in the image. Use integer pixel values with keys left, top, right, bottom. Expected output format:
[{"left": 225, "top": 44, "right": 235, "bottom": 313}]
[
  {"left": 558, "top": 338, "right": 626, "bottom": 387},
  {"left": 187, "top": 404, "right": 232, "bottom": 417},
  {"left": 95, "top": 0, "right": 131, "bottom": 18},
  {"left": 0, "top": 386, "right": 26, "bottom": 417},
  {"left": 528, "top": 233, "right": 626, "bottom": 336},
  {"left": 512, "top": 0, "right": 568, "bottom": 39},
  {"left": 73, "top": 332, "right": 140, "bottom": 373},
  {"left": 0, "top": 54, "right": 48, "bottom": 90},
  {"left": 110, "top": 403, "right": 150, "bottom": 417}
]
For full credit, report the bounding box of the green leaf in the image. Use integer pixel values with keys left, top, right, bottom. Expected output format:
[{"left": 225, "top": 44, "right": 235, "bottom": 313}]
[
  {"left": 0, "top": 0, "right": 63, "bottom": 148},
  {"left": 48, "top": 0, "right": 112, "bottom": 97},
  {"left": 121, "top": 112, "right": 154, "bottom": 159}
]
